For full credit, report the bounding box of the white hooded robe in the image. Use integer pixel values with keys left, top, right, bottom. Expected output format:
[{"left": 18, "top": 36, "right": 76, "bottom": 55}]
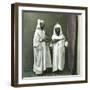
[
  {"left": 52, "top": 23, "right": 68, "bottom": 72},
  {"left": 33, "top": 19, "right": 52, "bottom": 74}
]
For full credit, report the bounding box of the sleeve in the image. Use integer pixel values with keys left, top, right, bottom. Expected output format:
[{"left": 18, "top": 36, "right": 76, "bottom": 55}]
[
  {"left": 63, "top": 35, "right": 68, "bottom": 47},
  {"left": 52, "top": 35, "right": 65, "bottom": 40},
  {"left": 52, "top": 35, "right": 56, "bottom": 40},
  {"left": 33, "top": 31, "right": 42, "bottom": 48},
  {"left": 65, "top": 41, "right": 68, "bottom": 47}
]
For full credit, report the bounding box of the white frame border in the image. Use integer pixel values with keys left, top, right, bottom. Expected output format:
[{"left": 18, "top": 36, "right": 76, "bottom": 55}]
[{"left": 18, "top": 6, "right": 86, "bottom": 84}]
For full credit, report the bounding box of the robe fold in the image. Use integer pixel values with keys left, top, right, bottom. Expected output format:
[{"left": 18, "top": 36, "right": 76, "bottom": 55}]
[{"left": 33, "top": 29, "right": 52, "bottom": 74}]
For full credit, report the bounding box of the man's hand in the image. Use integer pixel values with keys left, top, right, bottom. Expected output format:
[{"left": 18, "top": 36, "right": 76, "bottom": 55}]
[
  {"left": 41, "top": 38, "right": 46, "bottom": 42},
  {"left": 52, "top": 39, "right": 60, "bottom": 43}
]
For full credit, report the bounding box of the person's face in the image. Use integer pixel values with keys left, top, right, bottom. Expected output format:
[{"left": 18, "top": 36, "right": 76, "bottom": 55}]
[
  {"left": 40, "top": 22, "right": 45, "bottom": 30},
  {"left": 55, "top": 27, "right": 60, "bottom": 36}
]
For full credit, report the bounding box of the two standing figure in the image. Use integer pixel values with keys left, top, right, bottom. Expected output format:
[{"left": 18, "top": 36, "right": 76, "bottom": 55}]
[{"left": 33, "top": 19, "right": 68, "bottom": 75}]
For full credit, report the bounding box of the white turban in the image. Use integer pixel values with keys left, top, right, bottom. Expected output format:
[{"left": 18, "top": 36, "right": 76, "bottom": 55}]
[{"left": 36, "top": 19, "right": 44, "bottom": 29}]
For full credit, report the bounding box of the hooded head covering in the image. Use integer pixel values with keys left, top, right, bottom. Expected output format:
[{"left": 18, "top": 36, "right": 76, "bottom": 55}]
[
  {"left": 36, "top": 19, "right": 44, "bottom": 29},
  {"left": 34, "top": 19, "right": 45, "bottom": 43},
  {"left": 53, "top": 23, "right": 63, "bottom": 36},
  {"left": 52, "top": 23, "right": 64, "bottom": 40}
]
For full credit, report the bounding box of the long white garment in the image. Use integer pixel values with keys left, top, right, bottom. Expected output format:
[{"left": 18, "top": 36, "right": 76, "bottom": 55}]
[
  {"left": 52, "top": 23, "right": 67, "bottom": 72},
  {"left": 33, "top": 19, "right": 52, "bottom": 74}
]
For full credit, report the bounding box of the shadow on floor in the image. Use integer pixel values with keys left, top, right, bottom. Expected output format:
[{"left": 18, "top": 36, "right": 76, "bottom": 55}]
[{"left": 23, "top": 67, "right": 73, "bottom": 77}]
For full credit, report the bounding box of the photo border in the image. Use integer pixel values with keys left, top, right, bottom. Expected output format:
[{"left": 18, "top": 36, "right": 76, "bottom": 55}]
[{"left": 11, "top": 3, "right": 88, "bottom": 87}]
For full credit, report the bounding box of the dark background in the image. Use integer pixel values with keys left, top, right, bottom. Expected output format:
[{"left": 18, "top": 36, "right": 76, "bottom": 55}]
[{"left": 22, "top": 11, "right": 78, "bottom": 77}]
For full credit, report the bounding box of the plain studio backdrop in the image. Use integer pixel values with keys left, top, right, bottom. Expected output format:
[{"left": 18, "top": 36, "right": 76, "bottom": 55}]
[
  {"left": 0, "top": 0, "right": 89, "bottom": 90},
  {"left": 22, "top": 11, "right": 77, "bottom": 77}
]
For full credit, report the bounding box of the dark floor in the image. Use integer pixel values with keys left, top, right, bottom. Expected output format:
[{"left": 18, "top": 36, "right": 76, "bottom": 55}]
[{"left": 23, "top": 67, "right": 72, "bottom": 77}]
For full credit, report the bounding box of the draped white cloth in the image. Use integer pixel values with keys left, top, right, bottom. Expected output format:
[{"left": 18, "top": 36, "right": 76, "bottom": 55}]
[
  {"left": 33, "top": 19, "right": 52, "bottom": 74},
  {"left": 52, "top": 23, "right": 68, "bottom": 72}
]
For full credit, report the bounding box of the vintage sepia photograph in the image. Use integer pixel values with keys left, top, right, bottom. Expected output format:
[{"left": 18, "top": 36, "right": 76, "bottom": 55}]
[
  {"left": 11, "top": 3, "right": 87, "bottom": 87},
  {"left": 22, "top": 11, "right": 77, "bottom": 77}
]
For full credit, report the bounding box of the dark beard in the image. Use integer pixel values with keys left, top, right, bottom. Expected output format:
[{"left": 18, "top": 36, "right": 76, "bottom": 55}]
[
  {"left": 40, "top": 27, "right": 44, "bottom": 30},
  {"left": 55, "top": 31, "right": 60, "bottom": 36}
]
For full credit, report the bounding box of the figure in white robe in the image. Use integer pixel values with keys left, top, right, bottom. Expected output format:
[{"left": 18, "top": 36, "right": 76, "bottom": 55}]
[
  {"left": 52, "top": 23, "right": 68, "bottom": 72},
  {"left": 33, "top": 19, "right": 52, "bottom": 75}
]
